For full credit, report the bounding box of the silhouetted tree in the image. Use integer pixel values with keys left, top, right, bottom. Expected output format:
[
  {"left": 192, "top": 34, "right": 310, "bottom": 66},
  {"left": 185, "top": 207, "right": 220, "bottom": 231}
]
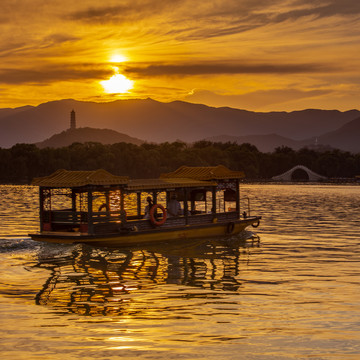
[{"left": 0, "top": 141, "right": 359, "bottom": 184}]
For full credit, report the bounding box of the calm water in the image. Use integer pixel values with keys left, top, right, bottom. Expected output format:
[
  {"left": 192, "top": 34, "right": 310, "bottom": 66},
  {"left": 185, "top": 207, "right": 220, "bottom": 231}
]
[{"left": 0, "top": 184, "right": 359, "bottom": 359}]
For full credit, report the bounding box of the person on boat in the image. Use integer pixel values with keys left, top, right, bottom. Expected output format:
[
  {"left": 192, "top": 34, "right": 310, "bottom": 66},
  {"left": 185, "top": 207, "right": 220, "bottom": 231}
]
[
  {"left": 190, "top": 202, "right": 202, "bottom": 215},
  {"left": 144, "top": 196, "right": 153, "bottom": 219},
  {"left": 167, "top": 193, "right": 182, "bottom": 217}
]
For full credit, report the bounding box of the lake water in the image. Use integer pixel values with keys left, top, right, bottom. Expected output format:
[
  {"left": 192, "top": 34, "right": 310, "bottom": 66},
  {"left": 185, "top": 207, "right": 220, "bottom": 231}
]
[{"left": 0, "top": 184, "right": 359, "bottom": 359}]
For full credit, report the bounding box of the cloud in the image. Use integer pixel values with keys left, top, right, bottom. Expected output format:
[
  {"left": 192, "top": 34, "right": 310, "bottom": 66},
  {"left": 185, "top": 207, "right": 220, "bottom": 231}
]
[
  {"left": 0, "top": 33, "right": 79, "bottom": 59},
  {"left": 68, "top": 0, "right": 360, "bottom": 41},
  {"left": 66, "top": 0, "right": 184, "bottom": 23},
  {"left": 64, "top": 1, "right": 274, "bottom": 40},
  {"left": 67, "top": 4, "right": 131, "bottom": 22},
  {"left": 184, "top": 88, "right": 332, "bottom": 110},
  {"left": 0, "top": 64, "right": 111, "bottom": 85},
  {"left": 173, "top": 0, "right": 360, "bottom": 40},
  {"left": 124, "top": 61, "right": 335, "bottom": 77},
  {"left": 287, "top": 0, "right": 360, "bottom": 19}
]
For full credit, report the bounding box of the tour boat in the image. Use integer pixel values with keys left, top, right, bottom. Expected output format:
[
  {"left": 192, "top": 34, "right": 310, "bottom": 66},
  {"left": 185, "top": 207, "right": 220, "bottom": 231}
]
[{"left": 29, "top": 165, "right": 261, "bottom": 247}]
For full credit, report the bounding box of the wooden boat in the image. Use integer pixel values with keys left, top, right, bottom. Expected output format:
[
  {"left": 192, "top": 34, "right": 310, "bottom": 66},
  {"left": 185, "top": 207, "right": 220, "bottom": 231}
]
[{"left": 29, "top": 165, "right": 261, "bottom": 247}]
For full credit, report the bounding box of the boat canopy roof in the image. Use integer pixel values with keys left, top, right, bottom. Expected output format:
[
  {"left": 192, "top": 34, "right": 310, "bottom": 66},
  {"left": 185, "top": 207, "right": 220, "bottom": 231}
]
[
  {"left": 126, "top": 178, "right": 217, "bottom": 191},
  {"left": 31, "top": 165, "right": 242, "bottom": 190},
  {"left": 32, "top": 169, "right": 129, "bottom": 188},
  {"left": 160, "top": 165, "right": 244, "bottom": 180}
]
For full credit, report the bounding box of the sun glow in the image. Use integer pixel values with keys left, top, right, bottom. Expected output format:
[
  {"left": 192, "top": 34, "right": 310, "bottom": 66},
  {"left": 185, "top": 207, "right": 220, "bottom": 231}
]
[
  {"left": 100, "top": 67, "right": 133, "bottom": 94},
  {"left": 110, "top": 54, "right": 128, "bottom": 63}
]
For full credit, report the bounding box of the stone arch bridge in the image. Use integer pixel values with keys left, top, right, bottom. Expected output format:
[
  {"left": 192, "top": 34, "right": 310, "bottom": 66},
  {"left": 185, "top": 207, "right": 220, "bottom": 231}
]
[{"left": 272, "top": 165, "right": 327, "bottom": 182}]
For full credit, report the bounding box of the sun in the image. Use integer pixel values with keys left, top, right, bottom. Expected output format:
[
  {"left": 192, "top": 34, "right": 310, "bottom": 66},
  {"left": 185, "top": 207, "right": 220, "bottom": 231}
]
[
  {"left": 110, "top": 54, "right": 128, "bottom": 63},
  {"left": 100, "top": 68, "right": 133, "bottom": 94}
]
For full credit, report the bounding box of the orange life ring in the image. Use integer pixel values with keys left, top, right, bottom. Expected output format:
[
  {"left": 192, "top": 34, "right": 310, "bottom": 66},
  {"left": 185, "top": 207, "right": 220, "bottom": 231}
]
[{"left": 149, "top": 204, "right": 167, "bottom": 226}]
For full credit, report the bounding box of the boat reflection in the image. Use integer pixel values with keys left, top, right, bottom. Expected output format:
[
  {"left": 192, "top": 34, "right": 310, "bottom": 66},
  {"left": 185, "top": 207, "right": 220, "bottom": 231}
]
[{"left": 34, "top": 233, "right": 260, "bottom": 317}]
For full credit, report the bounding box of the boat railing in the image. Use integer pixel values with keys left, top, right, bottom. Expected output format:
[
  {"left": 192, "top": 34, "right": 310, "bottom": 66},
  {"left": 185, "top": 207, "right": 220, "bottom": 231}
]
[
  {"left": 123, "top": 211, "right": 239, "bottom": 231},
  {"left": 43, "top": 210, "right": 87, "bottom": 224},
  {"left": 44, "top": 207, "right": 244, "bottom": 234},
  {"left": 91, "top": 211, "right": 122, "bottom": 223},
  {"left": 43, "top": 210, "right": 123, "bottom": 224}
]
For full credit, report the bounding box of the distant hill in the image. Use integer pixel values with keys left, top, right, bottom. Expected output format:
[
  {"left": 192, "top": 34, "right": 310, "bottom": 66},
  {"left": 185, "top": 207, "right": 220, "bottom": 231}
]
[
  {"left": 0, "top": 98, "right": 359, "bottom": 149},
  {"left": 0, "top": 105, "right": 33, "bottom": 120},
  {"left": 316, "top": 116, "right": 360, "bottom": 153},
  {"left": 205, "top": 117, "right": 360, "bottom": 153},
  {"left": 35, "top": 127, "right": 144, "bottom": 148}
]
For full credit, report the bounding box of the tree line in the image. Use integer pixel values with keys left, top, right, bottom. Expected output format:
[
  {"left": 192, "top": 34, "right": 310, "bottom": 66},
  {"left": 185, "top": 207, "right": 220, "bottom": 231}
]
[{"left": 1, "top": 141, "right": 360, "bottom": 184}]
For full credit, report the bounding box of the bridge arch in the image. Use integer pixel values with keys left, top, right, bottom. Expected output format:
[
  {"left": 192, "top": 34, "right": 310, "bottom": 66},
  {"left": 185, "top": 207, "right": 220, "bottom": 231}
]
[
  {"left": 272, "top": 165, "right": 327, "bottom": 182},
  {"left": 291, "top": 168, "right": 309, "bottom": 181}
]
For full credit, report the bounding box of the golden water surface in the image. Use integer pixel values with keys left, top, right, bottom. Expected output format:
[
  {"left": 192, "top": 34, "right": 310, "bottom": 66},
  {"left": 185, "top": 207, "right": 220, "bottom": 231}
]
[{"left": 0, "top": 184, "right": 359, "bottom": 359}]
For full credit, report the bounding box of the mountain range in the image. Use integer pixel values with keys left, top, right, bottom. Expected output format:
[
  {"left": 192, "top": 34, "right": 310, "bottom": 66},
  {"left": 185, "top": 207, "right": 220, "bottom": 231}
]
[
  {"left": 206, "top": 115, "right": 360, "bottom": 153},
  {"left": 0, "top": 98, "right": 359, "bottom": 152}
]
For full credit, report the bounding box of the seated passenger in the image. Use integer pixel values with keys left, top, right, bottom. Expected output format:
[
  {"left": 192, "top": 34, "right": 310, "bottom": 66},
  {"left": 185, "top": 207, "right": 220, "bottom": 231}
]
[
  {"left": 190, "top": 203, "right": 202, "bottom": 215},
  {"left": 167, "top": 193, "right": 182, "bottom": 217},
  {"left": 144, "top": 196, "right": 153, "bottom": 219}
]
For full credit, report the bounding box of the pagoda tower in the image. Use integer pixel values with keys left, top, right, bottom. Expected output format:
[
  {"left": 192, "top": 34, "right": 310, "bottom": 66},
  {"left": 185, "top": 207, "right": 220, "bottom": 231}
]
[{"left": 70, "top": 110, "right": 76, "bottom": 129}]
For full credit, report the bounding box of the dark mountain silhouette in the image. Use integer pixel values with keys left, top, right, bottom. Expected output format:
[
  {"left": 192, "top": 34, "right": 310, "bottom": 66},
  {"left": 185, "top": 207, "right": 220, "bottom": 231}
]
[
  {"left": 0, "top": 98, "right": 359, "bottom": 148},
  {"left": 206, "top": 117, "right": 360, "bottom": 153},
  {"left": 35, "top": 127, "right": 144, "bottom": 149},
  {"left": 316, "top": 116, "right": 360, "bottom": 153},
  {"left": 0, "top": 105, "right": 33, "bottom": 120}
]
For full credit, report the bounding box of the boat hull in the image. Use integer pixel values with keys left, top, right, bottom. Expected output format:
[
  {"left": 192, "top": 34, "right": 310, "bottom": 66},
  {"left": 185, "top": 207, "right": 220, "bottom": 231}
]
[{"left": 30, "top": 216, "right": 261, "bottom": 248}]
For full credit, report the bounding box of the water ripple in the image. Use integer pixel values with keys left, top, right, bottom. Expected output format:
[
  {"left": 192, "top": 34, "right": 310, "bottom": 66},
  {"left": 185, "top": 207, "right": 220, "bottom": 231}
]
[{"left": 0, "top": 184, "right": 359, "bottom": 359}]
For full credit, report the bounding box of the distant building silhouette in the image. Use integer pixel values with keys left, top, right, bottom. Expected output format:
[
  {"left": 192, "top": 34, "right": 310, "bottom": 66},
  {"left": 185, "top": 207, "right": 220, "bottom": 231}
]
[{"left": 70, "top": 110, "right": 76, "bottom": 129}]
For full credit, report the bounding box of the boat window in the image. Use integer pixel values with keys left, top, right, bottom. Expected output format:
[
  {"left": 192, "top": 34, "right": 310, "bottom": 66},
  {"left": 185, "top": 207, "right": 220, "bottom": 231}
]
[
  {"left": 123, "top": 193, "right": 138, "bottom": 217},
  {"left": 189, "top": 189, "right": 208, "bottom": 214},
  {"left": 43, "top": 188, "right": 73, "bottom": 211},
  {"left": 91, "top": 190, "right": 122, "bottom": 212}
]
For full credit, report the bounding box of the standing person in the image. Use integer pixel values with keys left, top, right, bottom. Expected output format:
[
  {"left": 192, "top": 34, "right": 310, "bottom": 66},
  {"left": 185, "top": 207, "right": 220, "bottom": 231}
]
[
  {"left": 167, "top": 193, "right": 182, "bottom": 217},
  {"left": 144, "top": 196, "right": 153, "bottom": 219}
]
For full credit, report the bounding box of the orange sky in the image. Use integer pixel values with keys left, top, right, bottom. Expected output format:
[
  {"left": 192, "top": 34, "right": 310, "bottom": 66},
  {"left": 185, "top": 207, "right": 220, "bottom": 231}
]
[{"left": 1, "top": 0, "right": 360, "bottom": 111}]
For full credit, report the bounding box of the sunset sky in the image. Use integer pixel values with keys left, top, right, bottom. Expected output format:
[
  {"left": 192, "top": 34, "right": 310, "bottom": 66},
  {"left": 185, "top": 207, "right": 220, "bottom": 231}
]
[{"left": 1, "top": 0, "right": 360, "bottom": 111}]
